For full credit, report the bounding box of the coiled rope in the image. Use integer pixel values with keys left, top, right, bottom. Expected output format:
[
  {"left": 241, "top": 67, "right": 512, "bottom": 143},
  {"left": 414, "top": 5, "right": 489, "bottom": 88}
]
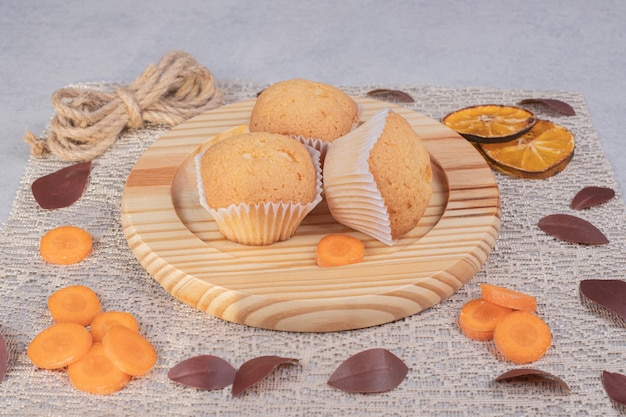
[{"left": 24, "top": 50, "right": 223, "bottom": 161}]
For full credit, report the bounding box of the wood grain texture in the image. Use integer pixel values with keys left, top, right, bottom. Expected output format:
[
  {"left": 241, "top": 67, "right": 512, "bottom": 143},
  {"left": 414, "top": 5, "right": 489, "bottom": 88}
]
[{"left": 121, "top": 98, "right": 500, "bottom": 332}]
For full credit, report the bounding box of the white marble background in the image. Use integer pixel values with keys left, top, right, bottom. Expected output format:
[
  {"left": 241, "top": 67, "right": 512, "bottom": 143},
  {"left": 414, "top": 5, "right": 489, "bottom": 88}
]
[{"left": 1, "top": 0, "right": 625, "bottom": 223}]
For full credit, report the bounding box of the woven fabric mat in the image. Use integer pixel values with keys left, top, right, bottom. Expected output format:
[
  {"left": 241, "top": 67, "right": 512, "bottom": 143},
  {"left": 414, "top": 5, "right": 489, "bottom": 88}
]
[{"left": 1, "top": 81, "right": 625, "bottom": 417}]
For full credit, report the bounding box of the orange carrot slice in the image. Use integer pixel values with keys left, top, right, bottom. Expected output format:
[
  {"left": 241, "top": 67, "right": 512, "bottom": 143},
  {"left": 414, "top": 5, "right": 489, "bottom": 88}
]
[
  {"left": 68, "top": 343, "right": 131, "bottom": 395},
  {"left": 480, "top": 283, "right": 537, "bottom": 312},
  {"left": 102, "top": 326, "right": 157, "bottom": 376},
  {"left": 48, "top": 285, "right": 102, "bottom": 326},
  {"left": 493, "top": 310, "right": 552, "bottom": 364},
  {"left": 27, "top": 322, "right": 93, "bottom": 369},
  {"left": 90, "top": 311, "right": 139, "bottom": 343},
  {"left": 40, "top": 225, "right": 92, "bottom": 265},
  {"left": 458, "top": 298, "right": 513, "bottom": 341},
  {"left": 316, "top": 234, "right": 364, "bottom": 267}
]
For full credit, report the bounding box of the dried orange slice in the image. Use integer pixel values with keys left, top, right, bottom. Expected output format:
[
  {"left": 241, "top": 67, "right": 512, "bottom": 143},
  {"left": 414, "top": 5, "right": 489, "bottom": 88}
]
[
  {"left": 476, "top": 120, "right": 575, "bottom": 179},
  {"left": 442, "top": 104, "right": 537, "bottom": 143}
]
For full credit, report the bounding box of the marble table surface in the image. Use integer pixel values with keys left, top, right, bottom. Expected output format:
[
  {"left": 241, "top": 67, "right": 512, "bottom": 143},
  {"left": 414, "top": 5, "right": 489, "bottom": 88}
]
[{"left": 1, "top": 0, "right": 625, "bottom": 224}]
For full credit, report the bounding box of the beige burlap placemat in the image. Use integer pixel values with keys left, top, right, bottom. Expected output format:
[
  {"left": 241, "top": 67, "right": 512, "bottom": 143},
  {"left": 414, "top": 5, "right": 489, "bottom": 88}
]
[{"left": 0, "top": 81, "right": 625, "bottom": 417}]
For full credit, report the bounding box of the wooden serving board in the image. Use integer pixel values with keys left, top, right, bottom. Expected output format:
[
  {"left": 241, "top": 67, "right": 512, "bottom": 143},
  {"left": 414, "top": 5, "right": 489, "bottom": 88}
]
[{"left": 121, "top": 97, "right": 500, "bottom": 332}]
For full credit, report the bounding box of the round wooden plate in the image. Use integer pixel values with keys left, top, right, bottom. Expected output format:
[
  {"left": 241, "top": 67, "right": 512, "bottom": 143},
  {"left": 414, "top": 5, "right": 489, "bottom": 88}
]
[{"left": 121, "top": 97, "right": 500, "bottom": 332}]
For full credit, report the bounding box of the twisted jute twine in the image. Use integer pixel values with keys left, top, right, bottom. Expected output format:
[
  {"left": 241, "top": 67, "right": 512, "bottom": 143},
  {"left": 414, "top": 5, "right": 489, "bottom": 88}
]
[{"left": 23, "top": 50, "right": 223, "bottom": 161}]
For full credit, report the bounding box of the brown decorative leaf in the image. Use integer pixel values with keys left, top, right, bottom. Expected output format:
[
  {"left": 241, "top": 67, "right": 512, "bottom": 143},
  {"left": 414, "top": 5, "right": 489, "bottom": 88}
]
[
  {"left": 571, "top": 186, "right": 615, "bottom": 210},
  {"left": 0, "top": 333, "right": 7, "bottom": 383},
  {"left": 602, "top": 371, "right": 626, "bottom": 405},
  {"left": 495, "top": 368, "right": 570, "bottom": 393},
  {"left": 538, "top": 214, "right": 608, "bottom": 245},
  {"left": 168, "top": 355, "right": 236, "bottom": 390},
  {"left": 518, "top": 98, "right": 576, "bottom": 116},
  {"left": 231, "top": 356, "right": 298, "bottom": 396},
  {"left": 366, "top": 89, "right": 415, "bottom": 103},
  {"left": 327, "top": 348, "right": 408, "bottom": 393},
  {"left": 31, "top": 161, "right": 91, "bottom": 209},
  {"left": 580, "top": 279, "right": 626, "bottom": 322}
]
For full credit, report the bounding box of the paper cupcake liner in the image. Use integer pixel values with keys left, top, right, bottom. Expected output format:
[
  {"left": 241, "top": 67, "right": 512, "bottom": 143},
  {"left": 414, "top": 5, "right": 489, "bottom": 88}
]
[
  {"left": 293, "top": 136, "right": 332, "bottom": 164},
  {"left": 323, "top": 108, "right": 397, "bottom": 246},
  {"left": 291, "top": 103, "right": 363, "bottom": 164},
  {"left": 195, "top": 142, "right": 323, "bottom": 246}
]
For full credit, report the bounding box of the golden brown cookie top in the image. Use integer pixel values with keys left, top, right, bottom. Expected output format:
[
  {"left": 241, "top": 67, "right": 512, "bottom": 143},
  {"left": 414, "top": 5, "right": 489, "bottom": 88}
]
[
  {"left": 249, "top": 79, "right": 359, "bottom": 142},
  {"left": 200, "top": 132, "right": 317, "bottom": 208},
  {"left": 368, "top": 112, "right": 433, "bottom": 239}
]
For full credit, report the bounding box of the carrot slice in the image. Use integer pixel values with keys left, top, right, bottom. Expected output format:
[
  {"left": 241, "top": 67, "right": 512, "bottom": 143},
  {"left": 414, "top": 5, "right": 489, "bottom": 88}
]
[
  {"left": 493, "top": 310, "right": 552, "bottom": 364},
  {"left": 68, "top": 343, "right": 131, "bottom": 395},
  {"left": 480, "top": 283, "right": 537, "bottom": 312},
  {"left": 48, "top": 285, "right": 102, "bottom": 326},
  {"left": 102, "top": 326, "right": 157, "bottom": 376},
  {"left": 458, "top": 298, "right": 513, "bottom": 341},
  {"left": 40, "top": 225, "right": 92, "bottom": 265},
  {"left": 316, "top": 234, "right": 364, "bottom": 267},
  {"left": 27, "top": 322, "right": 93, "bottom": 369},
  {"left": 90, "top": 311, "right": 139, "bottom": 342}
]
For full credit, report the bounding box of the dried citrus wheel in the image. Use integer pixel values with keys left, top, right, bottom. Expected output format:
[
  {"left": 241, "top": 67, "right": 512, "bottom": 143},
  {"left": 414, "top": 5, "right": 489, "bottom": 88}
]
[
  {"left": 476, "top": 120, "right": 575, "bottom": 179},
  {"left": 442, "top": 104, "right": 537, "bottom": 143}
]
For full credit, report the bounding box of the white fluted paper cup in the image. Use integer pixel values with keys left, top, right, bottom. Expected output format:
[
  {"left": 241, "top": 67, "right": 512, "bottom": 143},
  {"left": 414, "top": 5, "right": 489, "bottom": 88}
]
[{"left": 323, "top": 108, "right": 396, "bottom": 246}]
